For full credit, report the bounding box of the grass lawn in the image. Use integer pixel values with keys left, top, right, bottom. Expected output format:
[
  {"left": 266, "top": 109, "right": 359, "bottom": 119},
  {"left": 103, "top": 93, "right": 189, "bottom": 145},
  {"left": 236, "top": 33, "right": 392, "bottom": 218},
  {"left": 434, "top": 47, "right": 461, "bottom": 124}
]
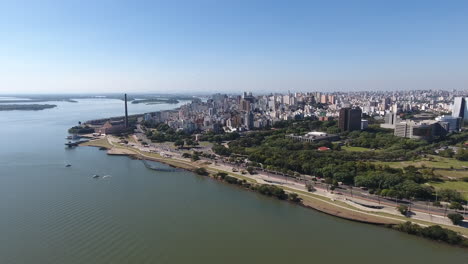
[
  {"left": 428, "top": 181, "right": 468, "bottom": 200},
  {"left": 198, "top": 141, "right": 213, "bottom": 147},
  {"left": 434, "top": 169, "right": 468, "bottom": 179},
  {"left": 342, "top": 146, "right": 376, "bottom": 152},
  {"left": 80, "top": 138, "right": 113, "bottom": 149},
  {"left": 375, "top": 155, "right": 468, "bottom": 170}
]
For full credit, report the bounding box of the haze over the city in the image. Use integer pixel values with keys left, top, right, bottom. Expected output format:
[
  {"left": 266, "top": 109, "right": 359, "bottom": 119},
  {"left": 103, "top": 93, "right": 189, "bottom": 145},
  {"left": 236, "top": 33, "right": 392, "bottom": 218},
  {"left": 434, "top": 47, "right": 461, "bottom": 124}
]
[{"left": 1, "top": 0, "right": 468, "bottom": 94}]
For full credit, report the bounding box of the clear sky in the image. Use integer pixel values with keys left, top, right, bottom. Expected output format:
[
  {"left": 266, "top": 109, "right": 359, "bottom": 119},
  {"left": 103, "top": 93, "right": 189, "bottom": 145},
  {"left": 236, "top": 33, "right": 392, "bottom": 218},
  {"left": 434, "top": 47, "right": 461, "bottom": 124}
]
[{"left": 1, "top": 0, "right": 467, "bottom": 94}]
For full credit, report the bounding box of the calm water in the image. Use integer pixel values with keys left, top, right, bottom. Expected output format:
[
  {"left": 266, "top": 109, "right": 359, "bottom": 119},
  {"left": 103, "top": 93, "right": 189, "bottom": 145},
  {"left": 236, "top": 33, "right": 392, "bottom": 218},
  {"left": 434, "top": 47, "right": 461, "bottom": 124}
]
[{"left": 0, "top": 99, "right": 466, "bottom": 263}]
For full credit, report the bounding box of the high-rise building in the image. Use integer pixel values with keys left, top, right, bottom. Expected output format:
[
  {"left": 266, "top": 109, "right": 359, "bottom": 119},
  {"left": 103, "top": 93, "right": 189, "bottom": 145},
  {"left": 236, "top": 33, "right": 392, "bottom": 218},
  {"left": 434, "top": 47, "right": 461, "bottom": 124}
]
[
  {"left": 339, "top": 107, "right": 362, "bottom": 131},
  {"left": 452, "top": 97, "right": 468, "bottom": 121},
  {"left": 241, "top": 99, "right": 251, "bottom": 112},
  {"left": 394, "top": 120, "right": 447, "bottom": 140},
  {"left": 320, "top": 94, "right": 327, "bottom": 104},
  {"left": 244, "top": 111, "right": 254, "bottom": 130},
  {"left": 381, "top": 98, "right": 391, "bottom": 110},
  {"left": 381, "top": 104, "right": 400, "bottom": 129},
  {"left": 435, "top": 115, "right": 462, "bottom": 133}
]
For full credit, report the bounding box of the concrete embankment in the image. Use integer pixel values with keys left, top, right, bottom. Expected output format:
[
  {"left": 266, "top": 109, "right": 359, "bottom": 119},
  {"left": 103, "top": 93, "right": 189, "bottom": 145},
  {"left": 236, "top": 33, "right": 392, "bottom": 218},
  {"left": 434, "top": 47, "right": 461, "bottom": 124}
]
[{"left": 300, "top": 199, "right": 398, "bottom": 225}]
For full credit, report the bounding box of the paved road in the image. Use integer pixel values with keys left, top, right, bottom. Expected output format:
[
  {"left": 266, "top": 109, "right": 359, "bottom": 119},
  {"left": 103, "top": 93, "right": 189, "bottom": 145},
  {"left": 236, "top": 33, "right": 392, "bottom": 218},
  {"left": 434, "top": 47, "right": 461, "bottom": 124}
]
[
  {"left": 132, "top": 126, "right": 468, "bottom": 220},
  {"left": 210, "top": 157, "right": 468, "bottom": 219}
]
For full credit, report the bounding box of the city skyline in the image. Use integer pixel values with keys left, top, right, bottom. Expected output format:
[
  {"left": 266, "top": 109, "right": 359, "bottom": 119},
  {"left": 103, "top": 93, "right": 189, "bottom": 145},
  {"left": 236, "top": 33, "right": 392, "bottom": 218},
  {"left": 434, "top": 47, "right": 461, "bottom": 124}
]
[{"left": 1, "top": 0, "right": 468, "bottom": 94}]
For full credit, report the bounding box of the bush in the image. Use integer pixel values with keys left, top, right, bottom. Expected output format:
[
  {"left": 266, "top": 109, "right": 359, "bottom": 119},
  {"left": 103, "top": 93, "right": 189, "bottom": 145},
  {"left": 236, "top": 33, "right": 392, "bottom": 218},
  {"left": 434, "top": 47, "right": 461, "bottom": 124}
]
[
  {"left": 68, "top": 125, "right": 95, "bottom": 134},
  {"left": 397, "top": 205, "right": 409, "bottom": 216},
  {"left": 449, "top": 202, "right": 463, "bottom": 210},
  {"left": 420, "top": 225, "right": 463, "bottom": 245},
  {"left": 216, "top": 172, "right": 228, "bottom": 179},
  {"left": 224, "top": 175, "right": 240, "bottom": 185},
  {"left": 257, "top": 185, "right": 288, "bottom": 200},
  {"left": 394, "top": 222, "right": 467, "bottom": 246},
  {"left": 191, "top": 154, "right": 200, "bottom": 161},
  {"left": 194, "top": 167, "right": 208, "bottom": 176},
  {"left": 448, "top": 213, "right": 464, "bottom": 225},
  {"left": 288, "top": 193, "right": 302, "bottom": 203}
]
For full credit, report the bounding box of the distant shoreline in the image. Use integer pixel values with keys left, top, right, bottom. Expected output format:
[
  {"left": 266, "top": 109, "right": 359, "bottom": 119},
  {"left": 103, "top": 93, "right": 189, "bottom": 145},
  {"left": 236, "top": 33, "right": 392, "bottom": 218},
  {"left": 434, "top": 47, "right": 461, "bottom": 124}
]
[{"left": 0, "top": 104, "right": 57, "bottom": 111}]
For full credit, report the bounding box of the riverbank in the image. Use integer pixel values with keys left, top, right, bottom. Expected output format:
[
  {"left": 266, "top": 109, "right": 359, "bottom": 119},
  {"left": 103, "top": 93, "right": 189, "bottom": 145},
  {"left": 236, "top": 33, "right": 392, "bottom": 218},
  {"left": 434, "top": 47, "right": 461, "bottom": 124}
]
[
  {"left": 81, "top": 137, "right": 398, "bottom": 225},
  {"left": 81, "top": 136, "right": 468, "bottom": 249},
  {"left": 80, "top": 135, "right": 468, "bottom": 244},
  {"left": 81, "top": 136, "right": 468, "bottom": 248}
]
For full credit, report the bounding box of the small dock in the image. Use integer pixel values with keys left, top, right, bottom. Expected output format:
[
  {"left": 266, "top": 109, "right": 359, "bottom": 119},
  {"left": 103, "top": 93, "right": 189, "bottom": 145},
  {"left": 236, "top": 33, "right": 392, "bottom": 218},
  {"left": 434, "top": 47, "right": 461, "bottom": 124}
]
[{"left": 65, "top": 140, "right": 88, "bottom": 147}]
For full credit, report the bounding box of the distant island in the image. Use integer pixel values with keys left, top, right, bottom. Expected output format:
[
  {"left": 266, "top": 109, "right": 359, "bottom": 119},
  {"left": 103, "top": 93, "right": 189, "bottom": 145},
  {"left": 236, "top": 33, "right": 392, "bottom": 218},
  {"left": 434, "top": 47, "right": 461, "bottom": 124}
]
[
  {"left": 0, "top": 99, "right": 77, "bottom": 103},
  {"left": 0, "top": 104, "right": 57, "bottom": 111}
]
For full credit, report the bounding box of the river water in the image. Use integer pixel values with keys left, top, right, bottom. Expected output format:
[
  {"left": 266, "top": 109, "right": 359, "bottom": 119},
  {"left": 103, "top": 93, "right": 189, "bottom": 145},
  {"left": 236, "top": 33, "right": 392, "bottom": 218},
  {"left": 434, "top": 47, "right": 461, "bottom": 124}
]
[{"left": 0, "top": 99, "right": 466, "bottom": 263}]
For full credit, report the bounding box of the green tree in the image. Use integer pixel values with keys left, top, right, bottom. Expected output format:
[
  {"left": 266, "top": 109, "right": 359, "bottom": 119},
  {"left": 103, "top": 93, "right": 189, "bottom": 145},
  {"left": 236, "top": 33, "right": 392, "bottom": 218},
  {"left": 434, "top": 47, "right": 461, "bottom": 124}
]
[
  {"left": 216, "top": 172, "right": 228, "bottom": 179},
  {"left": 191, "top": 153, "right": 200, "bottom": 161},
  {"left": 246, "top": 166, "right": 256, "bottom": 174},
  {"left": 174, "top": 139, "right": 184, "bottom": 148},
  {"left": 194, "top": 167, "right": 208, "bottom": 176},
  {"left": 288, "top": 193, "right": 301, "bottom": 203},
  {"left": 212, "top": 144, "right": 231, "bottom": 156},
  {"left": 455, "top": 148, "right": 468, "bottom": 161},
  {"left": 449, "top": 201, "right": 463, "bottom": 210},
  {"left": 438, "top": 189, "right": 463, "bottom": 202},
  {"left": 186, "top": 139, "right": 195, "bottom": 146},
  {"left": 397, "top": 205, "right": 409, "bottom": 216},
  {"left": 447, "top": 213, "right": 464, "bottom": 225}
]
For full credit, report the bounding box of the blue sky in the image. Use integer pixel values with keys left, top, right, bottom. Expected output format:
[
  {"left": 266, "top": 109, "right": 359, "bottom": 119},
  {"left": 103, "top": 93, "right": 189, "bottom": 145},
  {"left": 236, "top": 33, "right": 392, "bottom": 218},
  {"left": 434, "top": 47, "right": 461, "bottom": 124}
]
[{"left": 0, "top": 0, "right": 467, "bottom": 94}]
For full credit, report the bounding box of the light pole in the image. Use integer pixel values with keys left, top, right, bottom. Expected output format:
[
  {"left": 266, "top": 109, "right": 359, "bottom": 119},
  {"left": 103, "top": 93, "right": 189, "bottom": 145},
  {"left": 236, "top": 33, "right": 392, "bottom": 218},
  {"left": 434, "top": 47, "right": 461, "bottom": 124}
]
[
  {"left": 464, "top": 199, "right": 467, "bottom": 218},
  {"left": 377, "top": 181, "right": 383, "bottom": 205}
]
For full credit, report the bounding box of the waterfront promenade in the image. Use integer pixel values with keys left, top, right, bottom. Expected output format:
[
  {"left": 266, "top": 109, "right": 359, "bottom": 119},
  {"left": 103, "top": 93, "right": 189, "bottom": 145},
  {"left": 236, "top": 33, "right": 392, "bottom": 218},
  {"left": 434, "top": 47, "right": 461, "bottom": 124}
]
[{"left": 82, "top": 134, "right": 468, "bottom": 236}]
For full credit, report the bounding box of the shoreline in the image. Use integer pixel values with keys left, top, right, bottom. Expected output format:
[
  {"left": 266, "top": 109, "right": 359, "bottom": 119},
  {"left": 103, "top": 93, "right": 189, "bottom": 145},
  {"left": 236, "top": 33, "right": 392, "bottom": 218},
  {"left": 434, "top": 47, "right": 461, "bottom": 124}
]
[
  {"left": 79, "top": 136, "right": 468, "bottom": 248},
  {"left": 79, "top": 137, "right": 406, "bottom": 226}
]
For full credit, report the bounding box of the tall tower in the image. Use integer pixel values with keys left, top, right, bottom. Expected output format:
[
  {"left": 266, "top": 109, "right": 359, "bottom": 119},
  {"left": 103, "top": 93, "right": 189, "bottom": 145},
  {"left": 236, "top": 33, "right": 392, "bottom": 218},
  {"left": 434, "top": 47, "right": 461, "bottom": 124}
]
[
  {"left": 124, "top": 94, "right": 129, "bottom": 128},
  {"left": 452, "top": 97, "right": 467, "bottom": 121},
  {"left": 339, "top": 107, "right": 362, "bottom": 132}
]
